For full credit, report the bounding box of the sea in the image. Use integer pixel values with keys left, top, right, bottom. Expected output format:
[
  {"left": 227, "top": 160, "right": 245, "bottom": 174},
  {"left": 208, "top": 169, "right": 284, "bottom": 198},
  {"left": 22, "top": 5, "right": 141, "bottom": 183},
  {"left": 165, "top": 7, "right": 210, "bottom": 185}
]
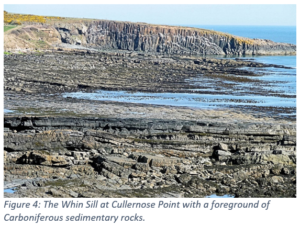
[
  {"left": 63, "top": 26, "right": 296, "bottom": 116},
  {"left": 191, "top": 25, "right": 296, "bottom": 45}
]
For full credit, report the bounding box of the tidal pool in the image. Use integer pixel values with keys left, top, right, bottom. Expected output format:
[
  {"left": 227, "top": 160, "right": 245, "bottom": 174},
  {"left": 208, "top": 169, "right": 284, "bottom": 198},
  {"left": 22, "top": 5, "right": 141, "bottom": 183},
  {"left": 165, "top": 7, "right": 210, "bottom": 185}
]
[
  {"left": 206, "top": 194, "right": 234, "bottom": 198},
  {"left": 63, "top": 90, "right": 295, "bottom": 109},
  {"left": 4, "top": 109, "right": 14, "bottom": 113},
  {"left": 63, "top": 55, "right": 295, "bottom": 115},
  {"left": 4, "top": 188, "right": 15, "bottom": 194}
]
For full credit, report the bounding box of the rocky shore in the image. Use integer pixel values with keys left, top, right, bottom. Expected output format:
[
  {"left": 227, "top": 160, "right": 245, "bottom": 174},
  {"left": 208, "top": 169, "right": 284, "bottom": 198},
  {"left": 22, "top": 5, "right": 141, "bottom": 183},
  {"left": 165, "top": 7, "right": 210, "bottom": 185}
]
[
  {"left": 3, "top": 26, "right": 296, "bottom": 198},
  {"left": 4, "top": 114, "right": 296, "bottom": 198},
  {"left": 4, "top": 51, "right": 296, "bottom": 120},
  {"left": 5, "top": 51, "right": 282, "bottom": 94}
]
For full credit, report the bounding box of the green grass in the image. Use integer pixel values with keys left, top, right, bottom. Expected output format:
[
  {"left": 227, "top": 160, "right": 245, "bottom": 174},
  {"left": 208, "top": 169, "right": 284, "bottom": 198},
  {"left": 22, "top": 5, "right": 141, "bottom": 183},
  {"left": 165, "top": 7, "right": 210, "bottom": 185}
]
[
  {"left": 44, "top": 179, "right": 88, "bottom": 188},
  {"left": 4, "top": 52, "right": 11, "bottom": 55},
  {"left": 4, "top": 25, "right": 18, "bottom": 32},
  {"left": 29, "top": 40, "right": 49, "bottom": 49}
]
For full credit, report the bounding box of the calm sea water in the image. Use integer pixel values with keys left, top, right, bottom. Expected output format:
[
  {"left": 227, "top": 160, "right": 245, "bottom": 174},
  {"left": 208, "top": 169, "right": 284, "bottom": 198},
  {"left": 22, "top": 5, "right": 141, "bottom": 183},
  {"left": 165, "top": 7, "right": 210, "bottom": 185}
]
[
  {"left": 190, "top": 25, "right": 296, "bottom": 45},
  {"left": 62, "top": 26, "right": 296, "bottom": 115},
  {"left": 191, "top": 26, "right": 297, "bottom": 104}
]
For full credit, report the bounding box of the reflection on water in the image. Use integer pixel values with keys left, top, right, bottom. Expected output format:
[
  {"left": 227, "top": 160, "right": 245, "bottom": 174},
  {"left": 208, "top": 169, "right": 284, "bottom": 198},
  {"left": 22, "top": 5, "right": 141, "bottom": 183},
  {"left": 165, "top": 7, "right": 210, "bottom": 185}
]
[
  {"left": 61, "top": 55, "right": 295, "bottom": 117},
  {"left": 4, "top": 109, "right": 14, "bottom": 113},
  {"left": 63, "top": 56, "right": 295, "bottom": 113},
  {"left": 239, "top": 56, "right": 296, "bottom": 95},
  {"left": 206, "top": 194, "right": 234, "bottom": 198},
  {"left": 224, "top": 56, "right": 296, "bottom": 95},
  {"left": 4, "top": 188, "right": 15, "bottom": 193},
  {"left": 63, "top": 90, "right": 295, "bottom": 109}
]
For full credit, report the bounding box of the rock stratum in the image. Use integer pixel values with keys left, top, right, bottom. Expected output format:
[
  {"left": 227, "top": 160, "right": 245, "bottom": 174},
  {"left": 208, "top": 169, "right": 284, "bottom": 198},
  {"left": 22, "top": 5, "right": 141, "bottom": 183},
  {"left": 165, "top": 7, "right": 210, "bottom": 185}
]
[
  {"left": 4, "top": 116, "right": 296, "bottom": 198},
  {"left": 4, "top": 16, "right": 296, "bottom": 55}
]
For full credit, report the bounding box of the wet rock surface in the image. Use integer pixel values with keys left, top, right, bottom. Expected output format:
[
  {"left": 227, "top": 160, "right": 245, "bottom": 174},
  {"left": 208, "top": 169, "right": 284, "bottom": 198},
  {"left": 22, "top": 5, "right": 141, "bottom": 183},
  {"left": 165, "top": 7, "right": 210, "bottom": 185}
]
[
  {"left": 4, "top": 50, "right": 296, "bottom": 198},
  {"left": 4, "top": 52, "right": 294, "bottom": 95},
  {"left": 4, "top": 52, "right": 296, "bottom": 120}
]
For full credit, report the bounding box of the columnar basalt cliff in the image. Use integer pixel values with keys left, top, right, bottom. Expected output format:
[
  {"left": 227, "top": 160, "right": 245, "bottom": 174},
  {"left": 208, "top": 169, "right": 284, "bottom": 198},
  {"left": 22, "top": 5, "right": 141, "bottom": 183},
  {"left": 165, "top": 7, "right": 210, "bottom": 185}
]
[
  {"left": 53, "top": 21, "right": 296, "bottom": 55},
  {"left": 4, "top": 17, "right": 296, "bottom": 55}
]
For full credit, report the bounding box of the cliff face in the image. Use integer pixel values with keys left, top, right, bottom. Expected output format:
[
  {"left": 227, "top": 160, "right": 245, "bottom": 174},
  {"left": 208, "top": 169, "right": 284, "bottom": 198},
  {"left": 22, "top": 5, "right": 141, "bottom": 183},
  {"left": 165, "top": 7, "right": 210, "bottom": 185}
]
[
  {"left": 4, "top": 19, "right": 296, "bottom": 55},
  {"left": 53, "top": 20, "right": 296, "bottom": 55}
]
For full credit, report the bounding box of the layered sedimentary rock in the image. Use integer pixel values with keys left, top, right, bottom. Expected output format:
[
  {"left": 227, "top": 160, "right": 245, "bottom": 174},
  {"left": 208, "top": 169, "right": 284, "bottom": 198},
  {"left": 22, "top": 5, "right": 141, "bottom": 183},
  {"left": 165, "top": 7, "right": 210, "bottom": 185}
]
[
  {"left": 4, "top": 116, "right": 296, "bottom": 156},
  {"left": 4, "top": 116, "right": 296, "bottom": 198},
  {"left": 4, "top": 116, "right": 296, "bottom": 161}
]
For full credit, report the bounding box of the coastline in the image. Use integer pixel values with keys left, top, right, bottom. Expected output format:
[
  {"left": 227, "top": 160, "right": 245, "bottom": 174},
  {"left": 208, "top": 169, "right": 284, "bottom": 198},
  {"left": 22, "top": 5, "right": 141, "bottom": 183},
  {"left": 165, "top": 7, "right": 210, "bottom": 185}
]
[
  {"left": 4, "top": 49, "right": 296, "bottom": 198},
  {"left": 3, "top": 14, "right": 297, "bottom": 198}
]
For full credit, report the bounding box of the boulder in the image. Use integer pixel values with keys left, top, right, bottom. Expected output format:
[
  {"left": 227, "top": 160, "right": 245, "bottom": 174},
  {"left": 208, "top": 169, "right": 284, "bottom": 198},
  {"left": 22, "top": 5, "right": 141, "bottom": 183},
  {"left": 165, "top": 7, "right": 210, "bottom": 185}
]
[
  {"left": 133, "top": 163, "right": 150, "bottom": 172},
  {"left": 218, "top": 143, "right": 228, "bottom": 151},
  {"left": 17, "top": 151, "right": 70, "bottom": 167},
  {"left": 215, "top": 150, "right": 231, "bottom": 156},
  {"left": 175, "top": 173, "right": 191, "bottom": 184},
  {"left": 106, "top": 156, "right": 136, "bottom": 169},
  {"left": 271, "top": 176, "right": 284, "bottom": 184},
  {"left": 138, "top": 154, "right": 180, "bottom": 167}
]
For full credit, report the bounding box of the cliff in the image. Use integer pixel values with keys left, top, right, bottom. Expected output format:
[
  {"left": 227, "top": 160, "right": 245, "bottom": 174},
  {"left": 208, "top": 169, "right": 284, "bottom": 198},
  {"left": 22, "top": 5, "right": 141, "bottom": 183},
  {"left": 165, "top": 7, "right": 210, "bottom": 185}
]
[
  {"left": 4, "top": 14, "right": 296, "bottom": 55},
  {"left": 53, "top": 20, "right": 296, "bottom": 55}
]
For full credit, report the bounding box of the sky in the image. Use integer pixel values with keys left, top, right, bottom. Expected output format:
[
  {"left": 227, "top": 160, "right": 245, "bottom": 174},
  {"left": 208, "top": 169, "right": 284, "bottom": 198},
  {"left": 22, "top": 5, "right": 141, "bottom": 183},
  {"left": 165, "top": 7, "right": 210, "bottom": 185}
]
[{"left": 4, "top": 4, "right": 296, "bottom": 26}]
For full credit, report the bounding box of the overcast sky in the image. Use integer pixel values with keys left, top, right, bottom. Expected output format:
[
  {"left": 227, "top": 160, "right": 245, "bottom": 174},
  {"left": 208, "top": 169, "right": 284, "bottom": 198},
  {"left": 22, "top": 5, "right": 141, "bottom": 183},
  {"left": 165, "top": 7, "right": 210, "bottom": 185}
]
[{"left": 4, "top": 4, "right": 296, "bottom": 26}]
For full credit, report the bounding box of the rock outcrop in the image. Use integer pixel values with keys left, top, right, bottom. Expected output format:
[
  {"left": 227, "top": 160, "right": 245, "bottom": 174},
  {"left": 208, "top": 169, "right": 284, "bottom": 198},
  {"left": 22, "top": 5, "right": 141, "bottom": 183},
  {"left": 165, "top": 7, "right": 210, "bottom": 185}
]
[
  {"left": 5, "top": 19, "right": 296, "bottom": 55},
  {"left": 4, "top": 116, "right": 296, "bottom": 157},
  {"left": 4, "top": 116, "right": 296, "bottom": 198},
  {"left": 53, "top": 21, "right": 296, "bottom": 55}
]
